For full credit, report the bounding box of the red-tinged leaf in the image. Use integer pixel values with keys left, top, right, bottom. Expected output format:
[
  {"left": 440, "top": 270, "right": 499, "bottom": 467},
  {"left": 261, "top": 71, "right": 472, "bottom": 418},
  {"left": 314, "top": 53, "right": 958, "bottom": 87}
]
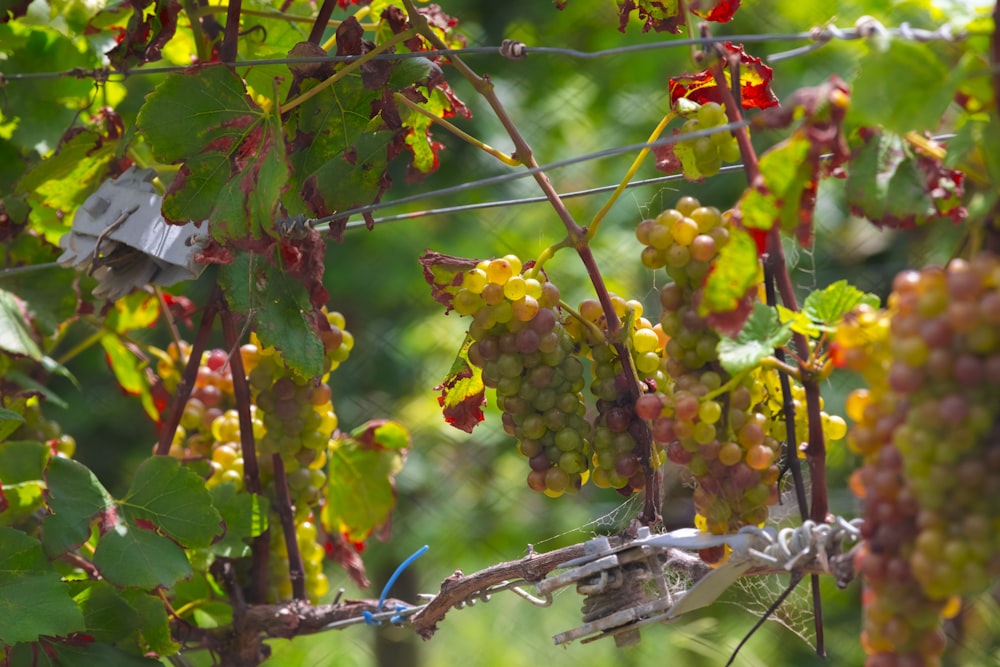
[
  {"left": 105, "top": 291, "right": 159, "bottom": 334},
  {"left": 738, "top": 77, "right": 853, "bottom": 246},
  {"left": 350, "top": 419, "right": 411, "bottom": 451},
  {"left": 100, "top": 334, "right": 159, "bottom": 420},
  {"left": 699, "top": 225, "right": 758, "bottom": 320},
  {"left": 736, "top": 133, "right": 814, "bottom": 243},
  {"left": 98, "top": 0, "right": 182, "bottom": 70},
  {"left": 325, "top": 532, "right": 369, "bottom": 588},
  {"left": 669, "top": 43, "right": 778, "bottom": 110},
  {"left": 616, "top": 0, "right": 685, "bottom": 34},
  {"left": 418, "top": 251, "right": 479, "bottom": 311},
  {"left": 845, "top": 128, "right": 966, "bottom": 230},
  {"left": 436, "top": 340, "right": 486, "bottom": 433},
  {"left": 690, "top": 0, "right": 741, "bottom": 22},
  {"left": 324, "top": 425, "right": 408, "bottom": 544}
]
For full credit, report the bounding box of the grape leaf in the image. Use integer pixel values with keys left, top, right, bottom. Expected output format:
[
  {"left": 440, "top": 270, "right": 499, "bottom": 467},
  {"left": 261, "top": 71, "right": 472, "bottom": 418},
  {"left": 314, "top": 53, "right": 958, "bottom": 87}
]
[
  {"left": 119, "top": 456, "right": 223, "bottom": 549},
  {"left": 418, "top": 250, "right": 479, "bottom": 311},
  {"left": 669, "top": 43, "right": 778, "bottom": 111},
  {"left": 616, "top": 0, "right": 684, "bottom": 33},
  {"left": 736, "top": 133, "right": 813, "bottom": 245},
  {"left": 100, "top": 335, "right": 158, "bottom": 421},
  {"left": 0, "top": 408, "right": 26, "bottom": 443},
  {"left": 42, "top": 456, "right": 115, "bottom": 557},
  {"left": 699, "top": 225, "right": 758, "bottom": 318},
  {"left": 801, "top": 281, "right": 880, "bottom": 333},
  {"left": 850, "top": 41, "right": 958, "bottom": 135},
  {"left": 207, "top": 482, "right": 269, "bottom": 558},
  {"left": 0, "top": 440, "right": 47, "bottom": 525},
  {"left": 98, "top": 0, "right": 182, "bottom": 70},
  {"left": 120, "top": 588, "right": 179, "bottom": 655},
  {"left": 136, "top": 66, "right": 288, "bottom": 241},
  {"left": 93, "top": 521, "right": 192, "bottom": 589},
  {"left": 48, "top": 640, "right": 161, "bottom": 666},
  {"left": 324, "top": 420, "right": 409, "bottom": 543},
  {"left": 717, "top": 302, "right": 792, "bottom": 375},
  {"left": 105, "top": 292, "right": 160, "bottom": 334},
  {"left": 0, "top": 527, "right": 85, "bottom": 645},
  {"left": 690, "top": 0, "right": 741, "bottom": 22},
  {"left": 72, "top": 581, "right": 139, "bottom": 644},
  {"left": 0, "top": 288, "right": 43, "bottom": 361},
  {"left": 436, "top": 339, "right": 485, "bottom": 433},
  {"left": 252, "top": 257, "right": 326, "bottom": 379},
  {"left": 845, "top": 128, "right": 966, "bottom": 229}
]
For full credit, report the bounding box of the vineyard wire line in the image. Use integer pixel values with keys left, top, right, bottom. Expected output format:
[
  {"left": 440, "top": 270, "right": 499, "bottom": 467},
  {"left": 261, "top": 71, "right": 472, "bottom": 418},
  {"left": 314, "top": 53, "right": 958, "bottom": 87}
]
[{"left": 0, "top": 22, "right": 971, "bottom": 83}]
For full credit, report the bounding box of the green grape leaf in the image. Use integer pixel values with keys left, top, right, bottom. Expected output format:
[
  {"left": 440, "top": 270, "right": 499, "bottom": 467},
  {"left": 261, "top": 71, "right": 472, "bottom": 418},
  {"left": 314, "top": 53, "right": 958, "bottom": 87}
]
[
  {"left": 251, "top": 258, "right": 325, "bottom": 378},
  {"left": 0, "top": 527, "right": 85, "bottom": 645},
  {"left": 207, "top": 482, "right": 269, "bottom": 558},
  {"left": 0, "top": 409, "right": 26, "bottom": 442},
  {"left": 190, "top": 602, "right": 234, "bottom": 629},
  {"left": 119, "top": 456, "right": 223, "bottom": 549},
  {"left": 93, "top": 521, "right": 192, "bottom": 589},
  {"left": 776, "top": 304, "right": 822, "bottom": 338},
  {"left": 717, "top": 302, "right": 792, "bottom": 375},
  {"left": 48, "top": 640, "right": 162, "bottom": 666},
  {"left": 324, "top": 420, "right": 410, "bottom": 543},
  {"left": 0, "top": 288, "right": 43, "bottom": 361},
  {"left": 120, "top": 588, "right": 180, "bottom": 655},
  {"left": 850, "top": 41, "right": 958, "bottom": 134},
  {"left": 136, "top": 67, "right": 288, "bottom": 240},
  {"left": 72, "top": 581, "right": 140, "bottom": 643},
  {"left": 736, "top": 133, "right": 813, "bottom": 241},
  {"left": 435, "top": 339, "right": 486, "bottom": 433},
  {"left": 801, "top": 280, "right": 880, "bottom": 333},
  {"left": 42, "top": 456, "right": 115, "bottom": 557},
  {"left": 0, "top": 233, "right": 79, "bottom": 335},
  {"left": 0, "top": 440, "right": 48, "bottom": 524},
  {"left": 100, "top": 335, "right": 158, "bottom": 421},
  {"left": 699, "top": 225, "right": 758, "bottom": 316}
]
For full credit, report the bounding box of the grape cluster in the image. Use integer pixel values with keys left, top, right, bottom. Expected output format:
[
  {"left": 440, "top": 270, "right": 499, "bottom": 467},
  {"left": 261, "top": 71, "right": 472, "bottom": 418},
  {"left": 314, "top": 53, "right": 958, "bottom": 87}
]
[
  {"left": 267, "top": 516, "right": 329, "bottom": 603},
  {"left": 566, "top": 295, "right": 661, "bottom": 494},
  {"left": 153, "top": 309, "right": 353, "bottom": 604},
  {"left": 838, "top": 255, "right": 1000, "bottom": 666},
  {"left": 673, "top": 102, "right": 741, "bottom": 180},
  {"left": 637, "top": 197, "right": 780, "bottom": 557},
  {"left": 453, "top": 255, "right": 592, "bottom": 497}
]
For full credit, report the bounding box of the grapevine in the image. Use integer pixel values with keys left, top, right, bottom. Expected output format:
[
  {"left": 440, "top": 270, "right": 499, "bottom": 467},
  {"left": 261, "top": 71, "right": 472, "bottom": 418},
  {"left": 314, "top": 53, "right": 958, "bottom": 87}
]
[{"left": 0, "top": 0, "right": 997, "bottom": 665}]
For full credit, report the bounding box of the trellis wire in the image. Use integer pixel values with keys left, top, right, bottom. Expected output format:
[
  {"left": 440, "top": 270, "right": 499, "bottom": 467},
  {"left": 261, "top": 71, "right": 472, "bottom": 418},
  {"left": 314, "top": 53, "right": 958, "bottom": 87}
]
[{"left": 0, "top": 19, "right": 969, "bottom": 83}]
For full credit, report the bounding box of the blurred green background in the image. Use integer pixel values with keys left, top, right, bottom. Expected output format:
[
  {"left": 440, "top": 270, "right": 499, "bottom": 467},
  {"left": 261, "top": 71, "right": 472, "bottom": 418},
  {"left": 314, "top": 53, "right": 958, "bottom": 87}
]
[{"left": 39, "top": 0, "right": 997, "bottom": 665}]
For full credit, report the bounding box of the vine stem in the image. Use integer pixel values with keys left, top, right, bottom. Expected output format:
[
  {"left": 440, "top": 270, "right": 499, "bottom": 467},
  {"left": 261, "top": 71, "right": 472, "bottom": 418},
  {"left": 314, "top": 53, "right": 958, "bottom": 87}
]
[
  {"left": 219, "top": 307, "right": 262, "bottom": 495},
  {"left": 404, "top": 0, "right": 660, "bottom": 523},
  {"left": 710, "top": 45, "right": 827, "bottom": 657},
  {"left": 271, "top": 454, "right": 307, "bottom": 601},
  {"left": 586, "top": 111, "right": 674, "bottom": 240},
  {"left": 308, "top": 0, "right": 337, "bottom": 45},
  {"left": 219, "top": 0, "right": 242, "bottom": 63},
  {"left": 154, "top": 286, "right": 221, "bottom": 457}
]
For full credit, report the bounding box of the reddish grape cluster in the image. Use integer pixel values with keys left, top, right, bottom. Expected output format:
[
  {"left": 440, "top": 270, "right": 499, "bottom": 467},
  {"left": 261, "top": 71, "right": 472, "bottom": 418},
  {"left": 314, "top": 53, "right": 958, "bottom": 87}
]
[
  {"left": 637, "top": 197, "right": 780, "bottom": 556},
  {"left": 838, "top": 255, "right": 1000, "bottom": 666},
  {"left": 456, "top": 255, "right": 591, "bottom": 497}
]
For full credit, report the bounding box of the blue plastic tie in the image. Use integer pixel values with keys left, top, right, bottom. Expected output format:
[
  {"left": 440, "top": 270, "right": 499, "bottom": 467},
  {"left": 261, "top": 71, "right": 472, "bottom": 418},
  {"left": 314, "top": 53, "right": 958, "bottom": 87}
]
[{"left": 363, "top": 545, "right": 430, "bottom": 626}]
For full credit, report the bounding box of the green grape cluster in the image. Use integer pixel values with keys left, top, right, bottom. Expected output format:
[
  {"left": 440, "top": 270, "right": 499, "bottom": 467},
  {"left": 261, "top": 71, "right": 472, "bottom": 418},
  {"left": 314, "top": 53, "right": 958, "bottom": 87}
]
[
  {"left": 636, "top": 197, "right": 779, "bottom": 559},
  {"left": 267, "top": 517, "right": 329, "bottom": 603},
  {"left": 673, "top": 102, "right": 741, "bottom": 180},
  {"left": 454, "top": 255, "right": 592, "bottom": 497}
]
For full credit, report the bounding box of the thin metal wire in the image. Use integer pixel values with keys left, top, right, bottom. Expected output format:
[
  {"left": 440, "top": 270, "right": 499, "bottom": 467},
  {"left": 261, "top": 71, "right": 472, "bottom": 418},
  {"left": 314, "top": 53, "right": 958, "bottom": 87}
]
[
  {"left": 0, "top": 23, "right": 968, "bottom": 83},
  {"left": 318, "top": 119, "right": 750, "bottom": 229}
]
